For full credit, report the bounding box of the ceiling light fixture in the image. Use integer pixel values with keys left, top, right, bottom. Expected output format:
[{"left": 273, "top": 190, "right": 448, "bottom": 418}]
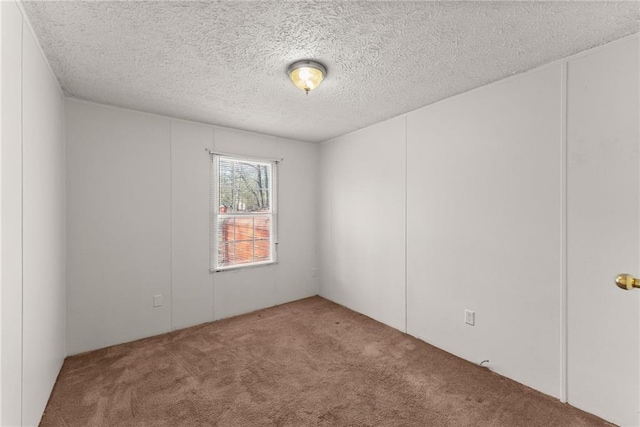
[{"left": 287, "top": 60, "right": 327, "bottom": 95}]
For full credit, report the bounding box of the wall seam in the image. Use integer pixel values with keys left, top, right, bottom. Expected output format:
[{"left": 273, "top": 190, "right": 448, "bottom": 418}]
[
  {"left": 274, "top": 139, "right": 279, "bottom": 306},
  {"left": 637, "top": 43, "right": 640, "bottom": 425},
  {"left": 62, "top": 97, "right": 67, "bottom": 359},
  {"left": 0, "top": 5, "right": 3, "bottom": 423},
  {"left": 169, "top": 120, "right": 174, "bottom": 331},
  {"left": 19, "top": 13, "right": 24, "bottom": 425},
  {"left": 329, "top": 142, "right": 334, "bottom": 301},
  {"left": 560, "top": 61, "right": 569, "bottom": 404},
  {"left": 214, "top": 128, "right": 216, "bottom": 321},
  {"left": 404, "top": 117, "right": 408, "bottom": 334}
]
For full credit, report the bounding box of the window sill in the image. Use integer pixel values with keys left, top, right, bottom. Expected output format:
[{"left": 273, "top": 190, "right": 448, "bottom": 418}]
[{"left": 211, "top": 261, "right": 278, "bottom": 273}]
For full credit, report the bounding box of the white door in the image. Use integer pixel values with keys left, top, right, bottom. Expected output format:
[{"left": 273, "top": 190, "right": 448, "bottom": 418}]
[{"left": 567, "top": 36, "right": 639, "bottom": 427}]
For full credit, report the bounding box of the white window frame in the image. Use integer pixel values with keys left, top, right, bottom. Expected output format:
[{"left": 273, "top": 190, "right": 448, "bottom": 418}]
[{"left": 210, "top": 153, "right": 278, "bottom": 272}]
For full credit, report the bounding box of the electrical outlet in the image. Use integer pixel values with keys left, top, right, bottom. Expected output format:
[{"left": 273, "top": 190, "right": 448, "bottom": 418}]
[
  {"left": 311, "top": 268, "right": 318, "bottom": 277},
  {"left": 153, "top": 294, "right": 163, "bottom": 308},
  {"left": 464, "top": 309, "right": 475, "bottom": 326}
]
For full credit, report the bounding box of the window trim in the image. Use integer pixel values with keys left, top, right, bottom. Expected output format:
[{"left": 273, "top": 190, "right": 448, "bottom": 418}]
[{"left": 210, "top": 153, "right": 279, "bottom": 273}]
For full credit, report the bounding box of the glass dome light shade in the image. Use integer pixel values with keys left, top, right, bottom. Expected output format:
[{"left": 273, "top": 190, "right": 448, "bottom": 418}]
[{"left": 288, "top": 60, "right": 327, "bottom": 93}]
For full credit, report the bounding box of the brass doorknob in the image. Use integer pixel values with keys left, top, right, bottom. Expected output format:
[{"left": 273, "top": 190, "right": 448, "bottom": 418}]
[{"left": 615, "top": 274, "right": 640, "bottom": 290}]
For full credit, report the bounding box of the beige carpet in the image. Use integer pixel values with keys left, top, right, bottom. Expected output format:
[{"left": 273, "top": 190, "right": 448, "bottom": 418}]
[{"left": 41, "top": 296, "right": 611, "bottom": 426}]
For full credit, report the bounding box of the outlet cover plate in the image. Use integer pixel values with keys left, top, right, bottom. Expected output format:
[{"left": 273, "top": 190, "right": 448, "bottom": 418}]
[
  {"left": 153, "top": 294, "right": 163, "bottom": 308},
  {"left": 465, "top": 309, "right": 475, "bottom": 326}
]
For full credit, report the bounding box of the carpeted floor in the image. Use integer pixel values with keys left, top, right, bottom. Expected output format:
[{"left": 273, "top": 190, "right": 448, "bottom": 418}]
[{"left": 41, "top": 296, "right": 611, "bottom": 427}]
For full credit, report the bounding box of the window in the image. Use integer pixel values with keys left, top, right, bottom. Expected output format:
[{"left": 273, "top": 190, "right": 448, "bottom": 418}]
[{"left": 211, "top": 154, "right": 277, "bottom": 271}]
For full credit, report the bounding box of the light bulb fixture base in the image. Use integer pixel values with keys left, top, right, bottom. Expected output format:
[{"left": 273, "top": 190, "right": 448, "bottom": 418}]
[{"left": 288, "top": 60, "right": 327, "bottom": 94}]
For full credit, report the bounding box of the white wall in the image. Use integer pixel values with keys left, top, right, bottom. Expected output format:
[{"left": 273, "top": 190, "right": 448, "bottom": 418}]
[
  {"left": 66, "top": 102, "right": 172, "bottom": 354},
  {"left": 406, "top": 64, "right": 563, "bottom": 398},
  {"left": 1, "top": 6, "right": 3, "bottom": 422},
  {"left": 319, "top": 117, "right": 406, "bottom": 331},
  {"left": 211, "top": 127, "right": 320, "bottom": 319},
  {"left": 1, "top": 3, "right": 24, "bottom": 425},
  {"left": 1, "top": 1, "right": 66, "bottom": 425},
  {"left": 319, "top": 35, "right": 639, "bottom": 425},
  {"left": 171, "top": 121, "right": 214, "bottom": 330},
  {"left": 65, "top": 100, "right": 319, "bottom": 355},
  {"left": 320, "top": 65, "right": 563, "bottom": 396}
]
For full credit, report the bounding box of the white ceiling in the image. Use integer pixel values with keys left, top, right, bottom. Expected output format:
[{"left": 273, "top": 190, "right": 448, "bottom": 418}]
[{"left": 22, "top": 1, "right": 639, "bottom": 143}]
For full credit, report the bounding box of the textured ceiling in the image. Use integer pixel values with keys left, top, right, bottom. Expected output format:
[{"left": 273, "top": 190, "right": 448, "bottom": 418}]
[{"left": 22, "top": 1, "right": 639, "bottom": 143}]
